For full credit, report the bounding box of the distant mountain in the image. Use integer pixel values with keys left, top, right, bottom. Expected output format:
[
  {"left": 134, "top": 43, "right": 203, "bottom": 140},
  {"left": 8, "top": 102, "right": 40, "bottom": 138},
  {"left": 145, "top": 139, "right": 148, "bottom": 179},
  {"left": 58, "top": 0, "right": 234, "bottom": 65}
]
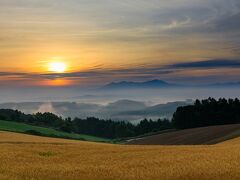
[
  {"left": 103, "top": 80, "right": 240, "bottom": 90},
  {"left": 103, "top": 79, "right": 176, "bottom": 89}
]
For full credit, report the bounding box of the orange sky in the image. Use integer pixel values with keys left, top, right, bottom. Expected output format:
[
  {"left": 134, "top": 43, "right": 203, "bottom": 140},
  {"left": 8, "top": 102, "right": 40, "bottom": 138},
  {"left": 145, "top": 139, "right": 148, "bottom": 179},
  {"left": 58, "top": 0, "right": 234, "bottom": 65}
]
[{"left": 0, "top": 0, "right": 239, "bottom": 86}]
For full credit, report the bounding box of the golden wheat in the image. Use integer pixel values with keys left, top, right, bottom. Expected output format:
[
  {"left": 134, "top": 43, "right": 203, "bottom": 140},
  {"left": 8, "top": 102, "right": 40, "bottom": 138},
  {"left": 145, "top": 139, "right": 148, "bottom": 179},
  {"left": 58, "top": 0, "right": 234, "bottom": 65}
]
[{"left": 0, "top": 131, "right": 239, "bottom": 180}]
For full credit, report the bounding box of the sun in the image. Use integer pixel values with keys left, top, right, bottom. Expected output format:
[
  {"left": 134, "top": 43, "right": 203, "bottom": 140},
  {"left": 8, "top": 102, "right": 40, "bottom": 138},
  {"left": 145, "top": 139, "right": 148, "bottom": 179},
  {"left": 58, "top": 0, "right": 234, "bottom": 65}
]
[{"left": 48, "top": 62, "right": 67, "bottom": 73}]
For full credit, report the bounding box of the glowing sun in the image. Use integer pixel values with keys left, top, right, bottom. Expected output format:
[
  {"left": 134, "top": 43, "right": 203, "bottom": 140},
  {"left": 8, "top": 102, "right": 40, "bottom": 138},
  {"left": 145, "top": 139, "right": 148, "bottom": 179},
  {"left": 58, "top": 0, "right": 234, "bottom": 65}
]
[{"left": 48, "top": 62, "right": 67, "bottom": 73}]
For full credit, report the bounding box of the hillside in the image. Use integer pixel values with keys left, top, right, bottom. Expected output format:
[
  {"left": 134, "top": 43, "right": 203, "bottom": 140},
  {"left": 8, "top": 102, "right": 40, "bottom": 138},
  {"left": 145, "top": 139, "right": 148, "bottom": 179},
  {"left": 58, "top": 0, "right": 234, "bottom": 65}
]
[
  {"left": 0, "top": 120, "right": 111, "bottom": 143},
  {"left": 0, "top": 131, "right": 240, "bottom": 179},
  {"left": 127, "top": 124, "right": 240, "bottom": 145}
]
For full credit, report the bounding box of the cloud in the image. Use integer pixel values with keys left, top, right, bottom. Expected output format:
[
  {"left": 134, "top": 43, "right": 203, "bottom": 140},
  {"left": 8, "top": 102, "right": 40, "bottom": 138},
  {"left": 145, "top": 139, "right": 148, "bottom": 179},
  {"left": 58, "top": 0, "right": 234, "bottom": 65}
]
[
  {"left": 0, "top": 59, "right": 239, "bottom": 86},
  {"left": 213, "top": 12, "right": 240, "bottom": 33},
  {"left": 0, "top": 0, "right": 240, "bottom": 86},
  {"left": 39, "top": 68, "right": 174, "bottom": 80},
  {"left": 0, "top": 0, "right": 240, "bottom": 72},
  {"left": 0, "top": 66, "right": 174, "bottom": 85},
  {"left": 168, "top": 59, "right": 240, "bottom": 69},
  {"left": 161, "top": 17, "right": 191, "bottom": 30}
]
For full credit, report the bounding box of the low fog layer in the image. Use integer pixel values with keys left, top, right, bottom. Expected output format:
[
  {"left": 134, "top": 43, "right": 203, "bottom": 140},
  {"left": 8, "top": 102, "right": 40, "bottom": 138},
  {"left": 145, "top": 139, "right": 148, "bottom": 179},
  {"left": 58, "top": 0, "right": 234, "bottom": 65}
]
[
  {"left": 0, "top": 86, "right": 239, "bottom": 104},
  {"left": 0, "top": 85, "right": 239, "bottom": 122},
  {"left": 0, "top": 100, "right": 193, "bottom": 123}
]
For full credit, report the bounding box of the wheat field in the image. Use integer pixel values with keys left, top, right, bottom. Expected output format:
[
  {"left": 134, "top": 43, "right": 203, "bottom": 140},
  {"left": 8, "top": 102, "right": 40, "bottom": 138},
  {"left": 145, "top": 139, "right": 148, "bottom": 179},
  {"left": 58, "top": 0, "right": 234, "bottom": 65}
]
[{"left": 0, "top": 131, "right": 240, "bottom": 180}]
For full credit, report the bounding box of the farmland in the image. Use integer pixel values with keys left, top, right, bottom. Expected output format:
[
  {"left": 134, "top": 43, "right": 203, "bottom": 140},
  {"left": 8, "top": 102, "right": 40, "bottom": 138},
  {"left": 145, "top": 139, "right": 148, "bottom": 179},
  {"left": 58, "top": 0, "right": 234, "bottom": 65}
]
[
  {"left": 0, "top": 131, "right": 240, "bottom": 179},
  {"left": 127, "top": 124, "right": 240, "bottom": 145}
]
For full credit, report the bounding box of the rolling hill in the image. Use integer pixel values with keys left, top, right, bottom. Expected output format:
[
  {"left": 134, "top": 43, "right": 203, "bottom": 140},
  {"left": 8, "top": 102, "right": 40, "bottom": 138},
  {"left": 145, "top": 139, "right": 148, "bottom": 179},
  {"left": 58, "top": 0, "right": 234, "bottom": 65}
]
[
  {"left": 127, "top": 124, "right": 240, "bottom": 145},
  {"left": 0, "top": 131, "right": 240, "bottom": 179},
  {"left": 0, "top": 120, "right": 111, "bottom": 143}
]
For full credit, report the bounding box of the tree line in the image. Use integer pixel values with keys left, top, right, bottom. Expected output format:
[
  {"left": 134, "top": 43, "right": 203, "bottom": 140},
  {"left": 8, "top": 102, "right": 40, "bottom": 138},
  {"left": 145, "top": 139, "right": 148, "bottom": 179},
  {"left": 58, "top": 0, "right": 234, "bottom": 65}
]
[
  {"left": 173, "top": 98, "right": 240, "bottom": 129},
  {"left": 0, "top": 109, "right": 171, "bottom": 139},
  {"left": 0, "top": 97, "right": 240, "bottom": 138}
]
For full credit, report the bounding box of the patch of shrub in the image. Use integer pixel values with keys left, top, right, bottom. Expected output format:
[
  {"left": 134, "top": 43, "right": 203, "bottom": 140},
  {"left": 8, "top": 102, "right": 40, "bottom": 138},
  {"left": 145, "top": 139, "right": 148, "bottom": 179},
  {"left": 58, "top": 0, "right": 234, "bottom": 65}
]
[
  {"left": 38, "top": 151, "right": 56, "bottom": 157},
  {"left": 25, "top": 130, "right": 43, "bottom": 136}
]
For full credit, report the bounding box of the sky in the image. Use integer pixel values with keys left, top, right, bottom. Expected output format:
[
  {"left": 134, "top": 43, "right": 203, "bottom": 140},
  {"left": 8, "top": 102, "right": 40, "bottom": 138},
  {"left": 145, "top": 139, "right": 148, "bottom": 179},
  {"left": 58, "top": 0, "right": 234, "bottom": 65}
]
[{"left": 0, "top": 0, "right": 240, "bottom": 87}]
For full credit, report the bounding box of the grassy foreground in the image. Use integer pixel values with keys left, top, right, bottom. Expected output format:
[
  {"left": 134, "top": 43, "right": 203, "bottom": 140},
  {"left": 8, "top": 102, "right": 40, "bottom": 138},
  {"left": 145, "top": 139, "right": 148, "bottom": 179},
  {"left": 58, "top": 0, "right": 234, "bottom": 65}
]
[
  {"left": 0, "top": 120, "right": 111, "bottom": 143},
  {"left": 0, "top": 131, "right": 240, "bottom": 179}
]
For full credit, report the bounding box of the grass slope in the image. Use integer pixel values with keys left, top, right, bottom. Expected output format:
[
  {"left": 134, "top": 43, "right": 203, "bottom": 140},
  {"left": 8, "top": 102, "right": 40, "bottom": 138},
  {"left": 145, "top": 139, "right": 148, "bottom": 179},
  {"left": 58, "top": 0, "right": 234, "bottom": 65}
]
[
  {"left": 0, "top": 131, "right": 240, "bottom": 179},
  {"left": 0, "top": 120, "right": 111, "bottom": 143},
  {"left": 127, "top": 124, "right": 240, "bottom": 145}
]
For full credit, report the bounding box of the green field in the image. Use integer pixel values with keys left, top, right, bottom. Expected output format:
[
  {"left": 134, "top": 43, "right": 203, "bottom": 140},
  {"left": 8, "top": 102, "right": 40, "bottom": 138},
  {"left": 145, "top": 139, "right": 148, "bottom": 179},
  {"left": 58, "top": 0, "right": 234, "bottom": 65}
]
[{"left": 0, "top": 120, "right": 111, "bottom": 143}]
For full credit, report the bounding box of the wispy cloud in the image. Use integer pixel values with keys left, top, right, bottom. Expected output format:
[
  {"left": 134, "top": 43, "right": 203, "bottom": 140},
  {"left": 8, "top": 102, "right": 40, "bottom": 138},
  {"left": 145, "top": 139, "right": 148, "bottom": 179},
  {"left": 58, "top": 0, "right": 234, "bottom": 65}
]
[
  {"left": 168, "top": 59, "right": 240, "bottom": 69},
  {"left": 0, "top": 0, "right": 240, "bottom": 85},
  {"left": 0, "top": 0, "right": 240, "bottom": 63},
  {"left": 161, "top": 17, "right": 191, "bottom": 30},
  {"left": 0, "top": 59, "right": 239, "bottom": 85}
]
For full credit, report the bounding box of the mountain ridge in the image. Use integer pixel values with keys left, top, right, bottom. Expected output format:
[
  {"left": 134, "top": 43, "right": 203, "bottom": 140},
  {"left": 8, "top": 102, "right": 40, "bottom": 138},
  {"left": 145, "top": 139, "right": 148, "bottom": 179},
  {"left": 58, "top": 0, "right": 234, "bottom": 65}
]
[
  {"left": 103, "top": 79, "right": 240, "bottom": 90},
  {"left": 103, "top": 79, "right": 177, "bottom": 89}
]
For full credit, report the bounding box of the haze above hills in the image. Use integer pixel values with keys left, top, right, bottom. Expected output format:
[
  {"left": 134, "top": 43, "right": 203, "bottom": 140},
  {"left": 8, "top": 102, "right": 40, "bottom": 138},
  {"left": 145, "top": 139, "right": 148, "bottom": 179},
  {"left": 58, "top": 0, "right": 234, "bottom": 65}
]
[
  {"left": 0, "top": 100, "right": 192, "bottom": 123},
  {"left": 1, "top": 79, "right": 239, "bottom": 104}
]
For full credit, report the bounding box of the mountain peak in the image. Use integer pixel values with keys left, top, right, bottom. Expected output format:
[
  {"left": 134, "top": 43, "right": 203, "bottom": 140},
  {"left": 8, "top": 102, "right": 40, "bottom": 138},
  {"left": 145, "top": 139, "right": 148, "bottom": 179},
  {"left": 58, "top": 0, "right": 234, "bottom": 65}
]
[{"left": 103, "top": 80, "right": 175, "bottom": 89}]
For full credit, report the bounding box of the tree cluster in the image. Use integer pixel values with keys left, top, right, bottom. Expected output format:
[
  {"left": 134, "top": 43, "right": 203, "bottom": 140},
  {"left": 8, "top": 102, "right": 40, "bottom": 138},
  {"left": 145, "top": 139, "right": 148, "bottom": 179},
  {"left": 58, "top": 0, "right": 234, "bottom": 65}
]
[
  {"left": 0, "top": 109, "right": 171, "bottom": 139},
  {"left": 172, "top": 98, "right": 240, "bottom": 129}
]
